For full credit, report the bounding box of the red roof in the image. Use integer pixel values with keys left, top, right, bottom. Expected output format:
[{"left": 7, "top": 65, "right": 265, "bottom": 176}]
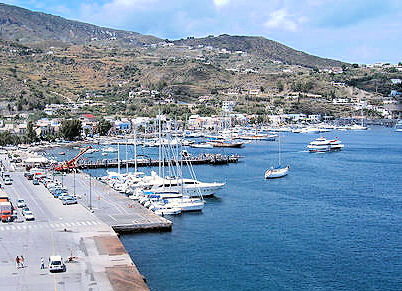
[{"left": 82, "top": 114, "right": 96, "bottom": 119}]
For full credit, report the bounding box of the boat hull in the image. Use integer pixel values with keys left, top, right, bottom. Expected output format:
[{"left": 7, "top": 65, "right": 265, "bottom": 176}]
[{"left": 265, "top": 166, "right": 290, "bottom": 179}]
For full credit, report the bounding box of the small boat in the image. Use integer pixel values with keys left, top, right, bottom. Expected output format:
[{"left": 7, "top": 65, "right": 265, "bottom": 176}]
[
  {"left": 59, "top": 152, "right": 65, "bottom": 155},
  {"left": 348, "top": 124, "right": 368, "bottom": 130},
  {"left": 85, "top": 148, "right": 100, "bottom": 154},
  {"left": 102, "top": 146, "right": 117, "bottom": 153},
  {"left": 190, "top": 143, "right": 213, "bottom": 149},
  {"left": 395, "top": 120, "right": 402, "bottom": 132},
  {"left": 307, "top": 137, "right": 344, "bottom": 152},
  {"left": 101, "top": 152, "right": 108, "bottom": 156},
  {"left": 207, "top": 140, "right": 243, "bottom": 148}
]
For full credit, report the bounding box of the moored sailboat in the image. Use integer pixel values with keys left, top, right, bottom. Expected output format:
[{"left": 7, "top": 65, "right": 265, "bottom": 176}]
[{"left": 265, "top": 134, "right": 289, "bottom": 179}]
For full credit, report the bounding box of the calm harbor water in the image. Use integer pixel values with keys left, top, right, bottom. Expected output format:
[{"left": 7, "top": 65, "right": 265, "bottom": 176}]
[{"left": 46, "top": 127, "right": 402, "bottom": 290}]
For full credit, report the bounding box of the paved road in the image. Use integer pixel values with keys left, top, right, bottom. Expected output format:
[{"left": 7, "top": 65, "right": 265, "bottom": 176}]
[
  {"left": 62, "top": 172, "right": 172, "bottom": 231},
  {"left": 0, "top": 155, "right": 149, "bottom": 291}
]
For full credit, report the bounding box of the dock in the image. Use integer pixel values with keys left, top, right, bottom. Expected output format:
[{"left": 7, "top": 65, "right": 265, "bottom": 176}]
[
  {"left": 62, "top": 172, "right": 173, "bottom": 233},
  {"left": 77, "top": 154, "right": 241, "bottom": 170},
  {"left": 0, "top": 153, "right": 162, "bottom": 291}
]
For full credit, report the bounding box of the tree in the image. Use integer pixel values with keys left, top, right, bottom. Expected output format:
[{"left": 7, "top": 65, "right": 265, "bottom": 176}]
[
  {"left": 260, "top": 86, "right": 265, "bottom": 93},
  {"left": 26, "top": 121, "right": 37, "bottom": 142},
  {"left": 341, "top": 64, "right": 347, "bottom": 72},
  {"left": 97, "top": 118, "right": 112, "bottom": 136},
  {"left": 277, "top": 81, "right": 284, "bottom": 92},
  {"left": 352, "top": 63, "right": 359, "bottom": 68},
  {"left": 60, "top": 119, "right": 82, "bottom": 141}
]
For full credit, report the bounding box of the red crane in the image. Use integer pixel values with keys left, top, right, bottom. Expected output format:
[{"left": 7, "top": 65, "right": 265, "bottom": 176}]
[{"left": 54, "top": 146, "right": 92, "bottom": 171}]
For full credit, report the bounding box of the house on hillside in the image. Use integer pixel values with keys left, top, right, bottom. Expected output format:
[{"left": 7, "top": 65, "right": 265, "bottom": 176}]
[{"left": 222, "top": 101, "right": 237, "bottom": 113}]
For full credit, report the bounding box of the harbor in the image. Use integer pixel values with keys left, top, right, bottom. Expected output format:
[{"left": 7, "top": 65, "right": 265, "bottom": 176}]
[{"left": 0, "top": 126, "right": 401, "bottom": 291}]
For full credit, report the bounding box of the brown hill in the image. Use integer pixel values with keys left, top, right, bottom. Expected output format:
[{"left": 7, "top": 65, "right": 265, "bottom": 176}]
[{"left": 174, "top": 34, "right": 345, "bottom": 68}]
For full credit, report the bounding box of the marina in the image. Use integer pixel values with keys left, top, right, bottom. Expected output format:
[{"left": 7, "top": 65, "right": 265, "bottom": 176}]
[{"left": 0, "top": 126, "right": 401, "bottom": 291}]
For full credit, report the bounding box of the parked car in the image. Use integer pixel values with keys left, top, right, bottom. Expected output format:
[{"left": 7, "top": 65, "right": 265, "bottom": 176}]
[
  {"left": 49, "top": 256, "right": 66, "bottom": 272},
  {"left": 32, "top": 179, "right": 40, "bottom": 185},
  {"left": 62, "top": 197, "right": 77, "bottom": 205},
  {"left": 3, "top": 178, "right": 12, "bottom": 185},
  {"left": 22, "top": 207, "right": 30, "bottom": 216},
  {"left": 24, "top": 211, "right": 35, "bottom": 221},
  {"left": 58, "top": 193, "right": 71, "bottom": 200},
  {"left": 51, "top": 188, "right": 68, "bottom": 198},
  {"left": 17, "top": 199, "right": 26, "bottom": 208}
]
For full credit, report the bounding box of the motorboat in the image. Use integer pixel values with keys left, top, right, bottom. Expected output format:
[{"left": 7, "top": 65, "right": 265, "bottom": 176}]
[
  {"left": 164, "top": 197, "right": 205, "bottom": 212},
  {"left": 138, "top": 172, "right": 225, "bottom": 198},
  {"left": 240, "top": 133, "right": 278, "bottom": 141},
  {"left": 307, "top": 137, "right": 344, "bottom": 152},
  {"left": 190, "top": 143, "right": 213, "bottom": 149},
  {"left": 395, "top": 120, "right": 402, "bottom": 132},
  {"left": 207, "top": 140, "right": 243, "bottom": 148},
  {"left": 102, "top": 146, "right": 117, "bottom": 153},
  {"left": 348, "top": 124, "right": 368, "bottom": 130}
]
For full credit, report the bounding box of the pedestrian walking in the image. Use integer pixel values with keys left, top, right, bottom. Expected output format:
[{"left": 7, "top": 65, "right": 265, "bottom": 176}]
[
  {"left": 20, "top": 255, "right": 24, "bottom": 268},
  {"left": 40, "top": 257, "right": 45, "bottom": 269},
  {"left": 15, "top": 256, "right": 20, "bottom": 269}
]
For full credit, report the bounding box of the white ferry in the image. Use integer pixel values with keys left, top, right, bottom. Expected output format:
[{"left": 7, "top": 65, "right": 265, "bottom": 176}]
[{"left": 307, "top": 137, "right": 344, "bottom": 152}]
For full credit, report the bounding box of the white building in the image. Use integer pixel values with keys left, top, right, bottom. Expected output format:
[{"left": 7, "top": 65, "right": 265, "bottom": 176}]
[{"left": 222, "top": 101, "right": 237, "bottom": 113}]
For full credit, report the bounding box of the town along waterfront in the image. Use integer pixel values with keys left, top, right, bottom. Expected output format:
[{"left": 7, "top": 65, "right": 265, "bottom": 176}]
[{"left": 44, "top": 127, "right": 401, "bottom": 290}]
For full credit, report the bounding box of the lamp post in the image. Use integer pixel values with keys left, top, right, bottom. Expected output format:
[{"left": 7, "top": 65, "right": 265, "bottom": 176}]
[
  {"left": 73, "top": 169, "right": 76, "bottom": 197},
  {"left": 89, "top": 172, "right": 92, "bottom": 210}
]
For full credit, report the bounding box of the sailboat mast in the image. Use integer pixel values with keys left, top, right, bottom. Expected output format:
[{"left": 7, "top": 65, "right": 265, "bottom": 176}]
[
  {"left": 125, "top": 136, "right": 128, "bottom": 174},
  {"left": 278, "top": 134, "right": 282, "bottom": 166},
  {"left": 117, "top": 141, "right": 120, "bottom": 175},
  {"left": 158, "top": 110, "right": 162, "bottom": 177},
  {"left": 134, "top": 125, "right": 137, "bottom": 173}
]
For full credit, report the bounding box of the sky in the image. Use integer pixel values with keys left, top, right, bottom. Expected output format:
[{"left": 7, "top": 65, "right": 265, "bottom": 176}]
[{"left": 3, "top": 0, "right": 402, "bottom": 64}]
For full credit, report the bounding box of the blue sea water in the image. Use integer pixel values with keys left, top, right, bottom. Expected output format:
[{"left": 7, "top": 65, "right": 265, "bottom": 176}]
[{"left": 46, "top": 128, "right": 402, "bottom": 290}]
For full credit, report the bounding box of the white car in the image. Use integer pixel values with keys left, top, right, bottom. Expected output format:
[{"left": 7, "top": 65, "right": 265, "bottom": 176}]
[
  {"left": 24, "top": 211, "right": 35, "bottom": 221},
  {"left": 3, "top": 178, "right": 12, "bottom": 185},
  {"left": 49, "top": 256, "right": 66, "bottom": 272},
  {"left": 17, "top": 199, "right": 26, "bottom": 208}
]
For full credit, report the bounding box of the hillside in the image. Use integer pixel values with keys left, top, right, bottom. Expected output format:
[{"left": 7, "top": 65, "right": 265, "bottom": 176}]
[
  {"left": 0, "top": 3, "right": 344, "bottom": 69},
  {"left": 0, "top": 3, "right": 160, "bottom": 46},
  {"left": 0, "top": 3, "right": 396, "bottom": 120},
  {"left": 174, "top": 34, "right": 345, "bottom": 68}
]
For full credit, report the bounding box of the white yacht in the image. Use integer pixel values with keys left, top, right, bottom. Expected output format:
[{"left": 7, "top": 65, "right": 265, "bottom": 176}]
[
  {"left": 395, "top": 120, "right": 402, "bottom": 132},
  {"left": 135, "top": 172, "right": 224, "bottom": 197},
  {"left": 307, "top": 137, "right": 344, "bottom": 152}
]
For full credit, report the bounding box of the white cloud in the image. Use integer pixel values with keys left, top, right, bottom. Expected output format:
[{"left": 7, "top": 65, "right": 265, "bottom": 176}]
[
  {"left": 264, "top": 9, "right": 305, "bottom": 32},
  {"left": 213, "top": 0, "right": 230, "bottom": 7}
]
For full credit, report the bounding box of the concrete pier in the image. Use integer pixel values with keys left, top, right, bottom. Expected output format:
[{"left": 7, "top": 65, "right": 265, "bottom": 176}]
[
  {"left": 0, "top": 155, "right": 150, "bottom": 291},
  {"left": 62, "top": 172, "right": 173, "bottom": 233}
]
